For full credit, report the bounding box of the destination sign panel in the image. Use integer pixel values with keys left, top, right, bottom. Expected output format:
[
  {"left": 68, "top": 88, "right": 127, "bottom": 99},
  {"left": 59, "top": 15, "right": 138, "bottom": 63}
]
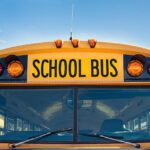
[{"left": 28, "top": 52, "right": 123, "bottom": 84}]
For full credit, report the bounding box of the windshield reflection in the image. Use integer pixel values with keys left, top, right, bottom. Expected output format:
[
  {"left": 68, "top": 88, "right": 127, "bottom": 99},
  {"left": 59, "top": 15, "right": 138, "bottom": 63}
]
[
  {"left": 78, "top": 88, "right": 150, "bottom": 142},
  {"left": 0, "top": 88, "right": 150, "bottom": 143},
  {"left": 0, "top": 88, "right": 73, "bottom": 142}
]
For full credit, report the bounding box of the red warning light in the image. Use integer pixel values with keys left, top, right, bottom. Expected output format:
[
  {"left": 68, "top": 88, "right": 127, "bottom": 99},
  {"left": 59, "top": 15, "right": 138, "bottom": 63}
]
[{"left": 0, "top": 63, "right": 3, "bottom": 76}]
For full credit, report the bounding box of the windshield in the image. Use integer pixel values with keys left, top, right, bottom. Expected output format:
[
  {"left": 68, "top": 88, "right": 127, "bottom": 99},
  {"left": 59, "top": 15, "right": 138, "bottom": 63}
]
[
  {"left": 0, "top": 87, "right": 150, "bottom": 143},
  {"left": 0, "top": 88, "right": 73, "bottom": 143},
  {"left": 77, "top": 88, "right": 150, "bottom": 143}
]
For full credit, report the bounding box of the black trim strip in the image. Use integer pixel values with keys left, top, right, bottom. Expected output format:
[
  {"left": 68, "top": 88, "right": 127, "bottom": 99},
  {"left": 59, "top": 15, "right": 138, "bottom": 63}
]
[{"left": 73, "top": 87, "right": 78, "bottom": 143}]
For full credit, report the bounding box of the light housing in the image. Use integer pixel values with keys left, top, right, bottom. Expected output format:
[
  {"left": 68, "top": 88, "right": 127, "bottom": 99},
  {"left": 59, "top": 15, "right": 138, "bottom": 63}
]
[
  {"left": 7, "top": 60, "right": 24, "bottom": 78},
  {"left": 55, "top": 40, "right": 62, "bottom": 48},
  {"left": 127, "top": 60, "right": 144, "bottom": 77},
  {"left": 72, "top": 39, "right": 79, "bottom": 48},
  {"left": 88, "top": 39, "right": 96, "bottom": 48},
  {"left": 132, "top": 54, "right": 146, "bottom": 65},
  {"left": 147, "top": 64, "right": 150, "bottom": 75}
]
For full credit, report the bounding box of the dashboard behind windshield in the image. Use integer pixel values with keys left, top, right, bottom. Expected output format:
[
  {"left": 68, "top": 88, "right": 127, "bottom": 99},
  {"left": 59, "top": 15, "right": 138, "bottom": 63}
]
[{"left": 0, "top": 87, "right": 150, "bottom": 143}]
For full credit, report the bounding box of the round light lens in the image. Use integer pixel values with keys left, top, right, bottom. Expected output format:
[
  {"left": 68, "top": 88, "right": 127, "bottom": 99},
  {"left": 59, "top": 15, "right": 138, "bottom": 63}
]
[
  {"left": 7, "top": 60, "right": 24, "bottom": 78},
  {"left": 127, "top": 60, "right": 144, "bottom": 77},
  {"left": 0, "top": 63, "right": 3, "bottom": 76}
]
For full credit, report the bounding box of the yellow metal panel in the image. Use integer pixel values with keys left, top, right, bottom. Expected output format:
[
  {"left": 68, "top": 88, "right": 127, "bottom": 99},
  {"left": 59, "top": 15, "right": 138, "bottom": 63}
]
[
  {"left": 0, "top": 143, "right": 150, "bottom": 149},
  {"left": 0, "top": 41, "right": 149, "bottom": 57},
  {"left": 0, "top": 41, "right": 149, "bottom": 85},
  {"left": 28, "top": 52, "right": 123, "bottom": 84}
]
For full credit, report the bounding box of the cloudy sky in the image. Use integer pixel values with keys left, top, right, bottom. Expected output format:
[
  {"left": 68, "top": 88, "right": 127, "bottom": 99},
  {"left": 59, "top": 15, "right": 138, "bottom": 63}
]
[{"left": 0, "top": 0, "right": 150, "bottom": 49}]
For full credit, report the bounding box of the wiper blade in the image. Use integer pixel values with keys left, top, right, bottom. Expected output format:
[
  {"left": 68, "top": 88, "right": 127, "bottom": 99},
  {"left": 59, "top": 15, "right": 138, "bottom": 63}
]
[
  {"left": 10, "top": 128, "right": 72, "bottom": 149},
  {"left": 80, "top": 132, "right": 141, "bottom": 149}
]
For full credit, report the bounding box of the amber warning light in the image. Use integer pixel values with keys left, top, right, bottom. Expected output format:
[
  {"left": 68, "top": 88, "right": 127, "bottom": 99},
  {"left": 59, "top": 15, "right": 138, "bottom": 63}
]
[
  {"left": 72, "top": 39, "right": 79, "bottom": 48},
  {"left": 55, "top": 40, "right": 62, "bottom": 48},
  {"left": 7, "top": 60, "right": 24, "bottom": 78},
  {"left": 127, "top": 55, "right": 145, "bottom": 77},
  {"left": 88, "top": 39, "right": 97, "bottom": 48}
]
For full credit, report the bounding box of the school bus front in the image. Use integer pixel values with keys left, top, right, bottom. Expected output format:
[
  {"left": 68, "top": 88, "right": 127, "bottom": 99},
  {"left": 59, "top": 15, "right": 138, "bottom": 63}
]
[{"left": 0, "top": 41, "right": 150, "bottom": 149}]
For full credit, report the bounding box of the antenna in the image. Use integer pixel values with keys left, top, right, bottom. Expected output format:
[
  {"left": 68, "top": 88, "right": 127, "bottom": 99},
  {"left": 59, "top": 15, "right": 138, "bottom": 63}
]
[{"left": 70, "top": 1, "right": 74, "bottom": 41}]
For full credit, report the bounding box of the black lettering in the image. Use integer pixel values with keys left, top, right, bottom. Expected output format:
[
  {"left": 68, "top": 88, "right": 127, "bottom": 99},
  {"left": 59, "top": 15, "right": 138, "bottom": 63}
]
[
  {"left": 32, "top": 59, "right": 40, "bottom": 78},
  {"left": 49, "top": 60, "right": 57, "bottom": 77},
  {"left": 101, "top": 59, "right": 109, "bottom": 77},
  {"left": 41, "top": 59, "right": 49, "bottom": 78},
  {"left": 110, "top": 59, "right": 118, "bottom": 77},
  {"left": 69, "top": 59, "right": 77, "bottom": 77},
  {"left": 91, "top": 59, "right": 99, "bottom": 77},
  {"left": 79, "top": 59, "right": 86, "bottom": 77},
  {"left": 59, "top": 59, "right": 67, "bottom": 77}
]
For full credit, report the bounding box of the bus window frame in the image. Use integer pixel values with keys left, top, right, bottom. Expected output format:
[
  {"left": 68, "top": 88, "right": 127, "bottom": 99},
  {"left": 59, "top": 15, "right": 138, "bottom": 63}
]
[{"left": 0, "top": 86, "right": 150, "bottom": 144}]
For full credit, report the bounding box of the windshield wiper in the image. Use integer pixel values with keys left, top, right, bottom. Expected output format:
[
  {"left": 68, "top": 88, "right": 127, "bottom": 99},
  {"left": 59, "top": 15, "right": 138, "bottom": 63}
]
[
  {"left": 80, "top": 132, "right": 141, "bottom": 149},
  {"left": 10, "top": 128, "right": 72, "bottom": 149}
]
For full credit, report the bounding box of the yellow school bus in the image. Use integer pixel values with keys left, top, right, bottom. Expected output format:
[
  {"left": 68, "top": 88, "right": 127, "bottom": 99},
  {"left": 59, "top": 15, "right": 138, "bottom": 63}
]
[{"left": 0, "top": 39, "right": 150, "bottom": 150}]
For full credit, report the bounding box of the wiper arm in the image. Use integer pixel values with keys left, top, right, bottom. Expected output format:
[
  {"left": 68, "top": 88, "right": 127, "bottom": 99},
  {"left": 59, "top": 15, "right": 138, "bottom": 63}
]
[
  {"left": 80, "top": 132, "right": 141, "bottom": 149},
  {"left": 10, "top": 128, "right": 72, "bottom": 149}
]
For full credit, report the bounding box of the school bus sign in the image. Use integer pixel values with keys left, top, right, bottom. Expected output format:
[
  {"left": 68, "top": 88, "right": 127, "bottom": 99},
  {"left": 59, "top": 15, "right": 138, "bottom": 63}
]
[{"left": 28, "top": 52, "right": 124, "bottom": 84}]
